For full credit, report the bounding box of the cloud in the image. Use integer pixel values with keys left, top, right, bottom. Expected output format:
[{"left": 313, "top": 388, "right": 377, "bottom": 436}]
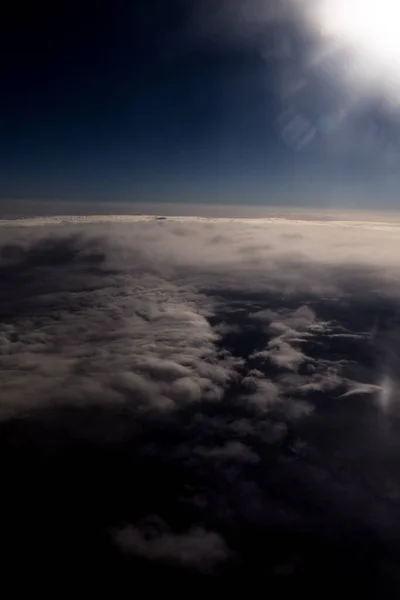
[
  {"left": 249, "top": 306, "right": 319, "bottom": 372},
  {"left": 253, "top": 340, "right": 307, "bottom": 371},
  {"left": 339, "top": 381, "right": 383, "bottom": 398},
  {"left": 196, "top": 440, "right": 260, "bottom": 464},
  {"left": 0, "top": 228, "right": 241, "bottom": 419},
  {"left": 2, "top": 214, "right": 400, "bottom": 589},
  {"left": 114, "top": 519, "right": 231, "bottom": 572}
]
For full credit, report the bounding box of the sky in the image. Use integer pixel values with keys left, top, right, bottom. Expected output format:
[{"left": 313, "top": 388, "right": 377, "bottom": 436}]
[{"left": 2, "top": 0, "right": 400, "bottom": 206}]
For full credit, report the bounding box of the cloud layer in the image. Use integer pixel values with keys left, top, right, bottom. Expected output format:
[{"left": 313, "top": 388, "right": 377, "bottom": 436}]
[{"left": 2, "top": 215, "right": 400, "bottom": 593}]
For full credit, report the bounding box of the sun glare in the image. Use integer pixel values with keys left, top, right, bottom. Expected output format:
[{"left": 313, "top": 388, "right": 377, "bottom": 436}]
[{"left": 317, "top": 0, "right": 400, "bottom": 69}]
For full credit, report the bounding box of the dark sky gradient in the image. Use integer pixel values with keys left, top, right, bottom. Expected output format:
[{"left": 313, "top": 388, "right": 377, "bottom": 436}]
[{"left": 1, "top": 0, "right": 400, "bottom": 205}]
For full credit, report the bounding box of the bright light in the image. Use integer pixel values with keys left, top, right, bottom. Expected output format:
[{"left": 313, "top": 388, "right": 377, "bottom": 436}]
[{"left": 317, "top": 0, "right": 400, "bottom": 69}]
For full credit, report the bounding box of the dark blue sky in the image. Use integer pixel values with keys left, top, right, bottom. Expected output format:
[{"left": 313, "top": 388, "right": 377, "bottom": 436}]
[{"left": 1, "top": 0, "right": 400, "bottom": 206}]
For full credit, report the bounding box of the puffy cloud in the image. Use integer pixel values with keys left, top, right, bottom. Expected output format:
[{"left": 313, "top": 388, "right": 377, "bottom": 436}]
[{"left": 0, "top": 229, "right": 241, "bottom": 419}]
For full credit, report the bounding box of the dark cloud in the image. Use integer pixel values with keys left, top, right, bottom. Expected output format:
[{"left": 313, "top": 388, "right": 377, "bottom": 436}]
[
  {"left": 114, "top": 519, "right": 231, "bottom": 572},
  {"left": 2, "top": 216, "right": 400, "bottom": 594}
]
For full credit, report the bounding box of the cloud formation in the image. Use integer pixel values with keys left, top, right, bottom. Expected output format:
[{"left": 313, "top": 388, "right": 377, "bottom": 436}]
[{"left": 2, "top": 214, "right": 400, "bottom": 592}]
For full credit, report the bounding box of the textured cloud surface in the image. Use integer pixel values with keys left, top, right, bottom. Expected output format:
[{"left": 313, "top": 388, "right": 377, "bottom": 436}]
[{"left": 2, "top": 215, "right": 400, "bottom": 593}]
